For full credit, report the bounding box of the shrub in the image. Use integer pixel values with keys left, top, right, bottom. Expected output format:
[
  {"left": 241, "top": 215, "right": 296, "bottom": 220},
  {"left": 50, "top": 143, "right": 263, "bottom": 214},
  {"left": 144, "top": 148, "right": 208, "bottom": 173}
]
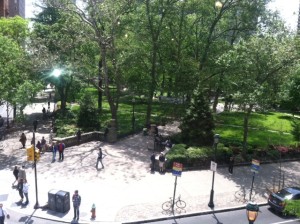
[
  {"left": 179, "top": 89, "right": 215, "bottom": 146},
  {"left": 77, "top": 91, "right": 100, "bottom": 130},
  {"left": 266, "top": 150, "right": 280, "bottom": 160}
]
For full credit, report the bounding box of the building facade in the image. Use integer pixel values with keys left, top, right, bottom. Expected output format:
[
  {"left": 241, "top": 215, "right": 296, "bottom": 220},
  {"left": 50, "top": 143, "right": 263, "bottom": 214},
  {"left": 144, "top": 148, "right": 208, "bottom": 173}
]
[{"left": 0, "top": 0, "right": 25, "bottom": 18}]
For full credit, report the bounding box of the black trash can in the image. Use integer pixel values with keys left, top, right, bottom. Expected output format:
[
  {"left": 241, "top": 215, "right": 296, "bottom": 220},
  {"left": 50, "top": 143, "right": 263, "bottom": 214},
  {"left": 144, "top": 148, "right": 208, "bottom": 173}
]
[
  {"left": 48, "top": 189, "right": 59, "bottom": 211},
  {"left": 55, "top": 190, "right": 70, "bottom": 213}
]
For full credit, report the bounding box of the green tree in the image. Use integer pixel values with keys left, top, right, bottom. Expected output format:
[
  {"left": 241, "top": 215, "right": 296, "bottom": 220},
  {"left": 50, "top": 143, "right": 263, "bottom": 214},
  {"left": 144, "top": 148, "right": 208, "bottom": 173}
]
[
  {"left": 43, "top": 0, "right": 136, "bottom": 127},
  {"left": 31, "top": 5, "right": 90, "bottom": 111},
  {"left": 0, "top": 16, "right": 36, "bottom": 124},
  {"left": 217, "top": 35, "right": 297, "bottom": 156},
  {"left": 179, "top": 89, "right": 215, "bottom": 146},
  {"left": 77, "top": 91, "right": 100, "bottom": 130},
  {"left": 291, "top": 119, "right": 300, "bottom": 142}
]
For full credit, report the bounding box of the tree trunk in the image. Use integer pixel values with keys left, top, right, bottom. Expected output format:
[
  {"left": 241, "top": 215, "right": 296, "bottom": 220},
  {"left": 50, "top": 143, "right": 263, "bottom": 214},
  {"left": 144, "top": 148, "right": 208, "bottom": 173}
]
[
  {"left": 98, "top": 60, "right": 103, "bottom": 112},
  {"left": 242, "top": 104, "right": 254, "bottom": 158},
  {"left": 212, "top": 87, "right": 220, "bottom": 113},
  {"left": 101, "top": 47, "right": 118, "bottom": 124},
  {"left": 6, "top": 102, "right": 10, "bottom": 128},
  {"left": 146, "top": 45, "right": 158, "bottom": 125}
]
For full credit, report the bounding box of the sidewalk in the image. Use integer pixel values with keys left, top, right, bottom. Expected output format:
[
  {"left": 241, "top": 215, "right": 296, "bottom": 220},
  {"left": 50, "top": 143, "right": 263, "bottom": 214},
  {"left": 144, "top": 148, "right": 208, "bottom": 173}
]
[{"left": 1, "top": 101, "right": 300, "bottom": 223}]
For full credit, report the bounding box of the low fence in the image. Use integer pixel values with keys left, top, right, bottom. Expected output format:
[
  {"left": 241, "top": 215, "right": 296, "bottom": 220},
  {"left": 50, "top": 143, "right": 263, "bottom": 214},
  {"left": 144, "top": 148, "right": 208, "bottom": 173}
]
[{"left": 53, "top": 131, "right": 105, "bottom": 148}]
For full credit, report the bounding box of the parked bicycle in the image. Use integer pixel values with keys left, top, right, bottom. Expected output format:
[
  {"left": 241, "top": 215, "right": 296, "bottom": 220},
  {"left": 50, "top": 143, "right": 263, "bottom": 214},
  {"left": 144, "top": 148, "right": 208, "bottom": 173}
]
[{"left": 162, "top": 195, "right": 186, "bottom": 211}]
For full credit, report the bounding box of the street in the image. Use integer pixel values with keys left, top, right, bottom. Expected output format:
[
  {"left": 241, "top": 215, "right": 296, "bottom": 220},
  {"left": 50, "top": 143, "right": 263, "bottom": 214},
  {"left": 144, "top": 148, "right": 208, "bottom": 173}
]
[{"left": 143, "top": 206, "right": 300, "bottom": 224}]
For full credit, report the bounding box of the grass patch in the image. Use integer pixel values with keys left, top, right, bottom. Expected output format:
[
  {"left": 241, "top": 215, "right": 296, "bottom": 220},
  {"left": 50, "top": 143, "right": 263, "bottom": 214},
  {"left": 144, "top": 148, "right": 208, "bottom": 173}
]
[
  {"left": 216, "top": 112, "right": 295, "bottom": 132},
  {"left": 215, "top": 112, "right": 298, "bottom": 148}
]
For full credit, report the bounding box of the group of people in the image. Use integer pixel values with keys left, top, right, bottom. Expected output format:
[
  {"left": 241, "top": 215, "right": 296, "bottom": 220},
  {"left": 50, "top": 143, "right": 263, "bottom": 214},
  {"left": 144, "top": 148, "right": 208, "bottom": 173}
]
[
  {"left": 19, "top": 132, "right": 48, "bottom": 152},
  {"left": 50, "top": 141, "right": 66, "bottom": 162},
  {"left": 150, "top": 152, "right": 166, "bottom": 173},
  {"left": 9, "top": 166, "right": 82, "bottom": 222},
  {"left": 12, "top": 165, "right": 30, "bottom": 205},
  {"left": 36, "top": 136, "right": 47, "bottom": 152}
]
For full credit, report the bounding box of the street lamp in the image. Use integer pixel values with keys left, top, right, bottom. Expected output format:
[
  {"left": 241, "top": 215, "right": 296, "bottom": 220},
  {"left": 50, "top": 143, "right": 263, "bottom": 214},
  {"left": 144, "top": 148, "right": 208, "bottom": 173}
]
[
  {"left": 208, "top": 134, "right": 220, "bottom": 208},
  {"left": 215, "top": 1, "right": 223, "bottom": 9},
  {"left": 52, "top": 68, "right": 62, "bottom": 77},
  {"left": 246, "top": 202, "right": 259, "bottom": 224},
  {"left": 32, "top": 130, "right": 39, "bottom": 209},
  {"left": 132, "top": 98, "right": 135, "bottom": 134}
]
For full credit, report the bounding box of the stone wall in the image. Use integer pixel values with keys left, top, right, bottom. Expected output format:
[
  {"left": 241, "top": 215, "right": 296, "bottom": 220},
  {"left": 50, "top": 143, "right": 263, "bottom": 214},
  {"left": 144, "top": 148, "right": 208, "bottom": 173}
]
[{"left": 53, "top": 131, "right": 105, "bottom": 148}]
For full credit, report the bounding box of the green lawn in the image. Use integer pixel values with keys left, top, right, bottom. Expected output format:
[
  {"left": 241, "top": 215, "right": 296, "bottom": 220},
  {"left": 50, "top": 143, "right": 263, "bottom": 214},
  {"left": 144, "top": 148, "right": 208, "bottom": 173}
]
[{"left": 215, "top": 112, "right": 298, "bottom": 148}]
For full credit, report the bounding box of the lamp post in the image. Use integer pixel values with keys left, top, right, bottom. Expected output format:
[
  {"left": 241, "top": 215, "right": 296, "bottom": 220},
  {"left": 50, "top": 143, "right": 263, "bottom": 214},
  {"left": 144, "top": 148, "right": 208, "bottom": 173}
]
[
  {"left": 208, "top": 134, "right": 220, "bottom": 208},
  {"left": 246, "top": 202, "right": 259, "bottom": 224},
  {"left": 215, "top": 1, "right": 223, "bottom": 9},
  {"left": 32, "top": 130, "right": 39, "bottom": 209},
  {"left": 132, "top": 98, "right": 135, "bottom": 134}
]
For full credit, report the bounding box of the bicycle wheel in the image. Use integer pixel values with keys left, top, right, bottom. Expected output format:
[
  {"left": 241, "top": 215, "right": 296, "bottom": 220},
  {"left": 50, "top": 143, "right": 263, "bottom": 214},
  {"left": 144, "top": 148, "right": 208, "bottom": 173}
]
[
  {"left": 176, "top": 199, "right": 186, "bottom": 209},
  {"left": 162, "top": 201, "right": 172, "bottom": 211}
]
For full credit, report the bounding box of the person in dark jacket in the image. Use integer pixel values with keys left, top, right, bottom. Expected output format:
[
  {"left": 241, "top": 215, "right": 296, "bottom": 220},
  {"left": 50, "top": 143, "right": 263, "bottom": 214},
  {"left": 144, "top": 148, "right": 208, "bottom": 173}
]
[
  {"left": 76, "top": 129, "right": 81, "bottom": 145},
  {"left": 58, "top": 142, "right": 65, "bottom": 161},
  {"left": 36, "top": 141, "right": 42, "bottom": 152},
  {"left": 150, "top": 153, "right": 156, "bottom": 172},
  {"left": 0, "top": 203, "right": 10, "bottom": 224},
  {"left": 96, "top": 148, "right": 105, "bottom": 170},
  {"left": 228, "top": 156, "right": 234, "bottom": 174},
  {"left": 12, "top": 166, "right": 19, "bottom": 186},
  {"left": 158, "top": 153, "right": 166, "bottom": 173},
  {"left": 19, "top": 133, "right": 27, "bottom": 148},
  {"left": 33, "top": 120, "right": 38, "bottom": 132},
  {"left": 17, "top": 178, "right": 24, "bottom": 202},
  {"left": 72, "top": 190, "right": 81, "bottom": 221}
]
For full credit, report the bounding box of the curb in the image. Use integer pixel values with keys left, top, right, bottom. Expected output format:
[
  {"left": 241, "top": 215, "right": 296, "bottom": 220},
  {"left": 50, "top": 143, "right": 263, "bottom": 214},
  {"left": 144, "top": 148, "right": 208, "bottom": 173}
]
[{"left": 122, "top": 203, "right": 269, "bottom": 224}]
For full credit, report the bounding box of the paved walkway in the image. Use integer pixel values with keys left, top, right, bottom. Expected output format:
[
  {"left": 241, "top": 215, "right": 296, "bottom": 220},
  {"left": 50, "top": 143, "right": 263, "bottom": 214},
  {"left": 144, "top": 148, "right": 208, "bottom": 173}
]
[{"left": 1, "top": 99, "right": 300, "bottom": 224}]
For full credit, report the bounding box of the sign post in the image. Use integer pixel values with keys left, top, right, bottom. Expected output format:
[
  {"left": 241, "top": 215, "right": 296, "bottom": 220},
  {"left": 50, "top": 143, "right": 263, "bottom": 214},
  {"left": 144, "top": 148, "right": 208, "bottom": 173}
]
[
  {"left": 171, "top": 162, "right": 183, "bottom": 213},
  {"left": 250, "top": 159, "right": 260, "bottom": 201}
]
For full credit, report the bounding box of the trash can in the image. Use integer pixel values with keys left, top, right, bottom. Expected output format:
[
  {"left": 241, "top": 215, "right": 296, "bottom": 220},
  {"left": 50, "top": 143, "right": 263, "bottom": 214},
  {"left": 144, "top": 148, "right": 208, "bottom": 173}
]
[
  {"left": 55, "top": 190, "right": 70, "bottom": 213},
  {"left": 48, "top": 189, "right": 59, "bottom": 211}
]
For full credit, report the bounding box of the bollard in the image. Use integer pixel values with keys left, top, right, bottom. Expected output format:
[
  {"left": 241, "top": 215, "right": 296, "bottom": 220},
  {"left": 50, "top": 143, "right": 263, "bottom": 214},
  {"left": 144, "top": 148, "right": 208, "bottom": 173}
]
[{"left": 91, "top": 203, "right": 96, "bottom": 219}]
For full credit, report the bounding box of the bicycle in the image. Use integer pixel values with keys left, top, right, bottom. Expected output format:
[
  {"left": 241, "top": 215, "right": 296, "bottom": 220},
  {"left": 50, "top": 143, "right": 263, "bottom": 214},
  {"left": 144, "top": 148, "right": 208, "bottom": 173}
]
[
  {"left": 162, "top": 195, "right": 186, "bottom": 211},
  {"left": 234, "top": 186, "right": 256, "bottom": 203}
]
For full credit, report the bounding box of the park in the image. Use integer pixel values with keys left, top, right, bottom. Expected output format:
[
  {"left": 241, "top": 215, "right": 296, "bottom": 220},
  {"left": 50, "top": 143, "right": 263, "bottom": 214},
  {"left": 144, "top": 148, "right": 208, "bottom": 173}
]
[{"left": 1, "top": 0, "right": 300, "bottom": 222}]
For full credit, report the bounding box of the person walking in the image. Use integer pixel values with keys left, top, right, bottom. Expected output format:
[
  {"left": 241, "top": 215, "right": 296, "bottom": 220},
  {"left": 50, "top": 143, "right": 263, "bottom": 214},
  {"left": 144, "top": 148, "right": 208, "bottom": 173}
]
[
  {"left": 158, "top": 153, "right": 166, "bottom": 173},
  {"left": 12, "top": 166, "right": 19, "bottom": 186},
  {"left": 42, "top": 107, "right": 46, "bottom": 119},
  {"left": 228, "top": 156, "right": 235, "bottom": 175},
  {"left": 23, "top": 179, "right": 29, "bottom": 205},
  {"left": 0, "top": 203, "right": 10, "bottom": 224},
  {"left": 96, "top": 148, "right": 105, "bottom": 170},
  {"left": 33, "top": 119, "right": 38, "bottom": 132},
  {"left": 17, "top": 178, "right": 24, "bottom": 202},
  {"left": 19, "top": 133, "right": 27, "bottom": 148},
  {"left": 72, "top": 190, "right": 81, "bottom": 221},
  {"left": 150, "top": 152, "right": 156, "bottom": 172}
]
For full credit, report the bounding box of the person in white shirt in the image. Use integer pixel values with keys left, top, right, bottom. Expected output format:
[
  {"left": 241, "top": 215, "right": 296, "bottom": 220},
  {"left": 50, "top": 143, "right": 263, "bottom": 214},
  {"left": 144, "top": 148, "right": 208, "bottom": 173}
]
[{"left": 0, "top": 203, "right": 9, "bottom": 224}]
